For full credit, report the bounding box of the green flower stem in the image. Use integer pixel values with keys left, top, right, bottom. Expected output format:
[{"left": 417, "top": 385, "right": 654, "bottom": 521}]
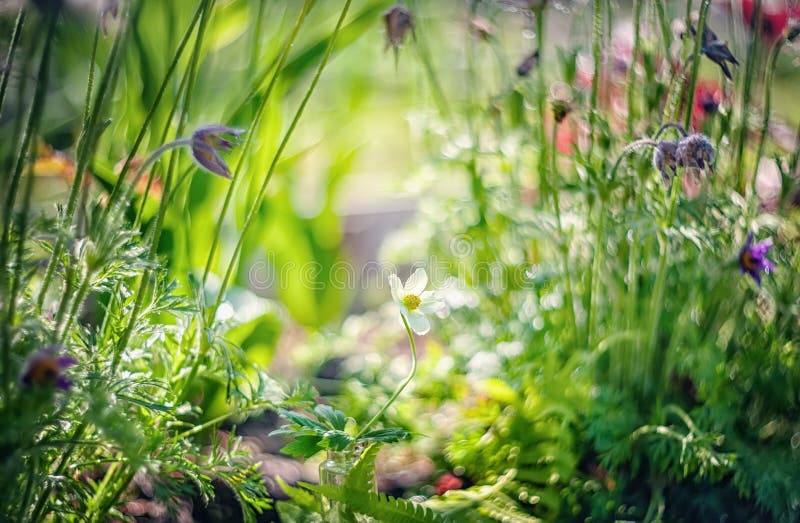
[
  {"left": 55, "top": 274, "right": 91, "bottom": 345},
  {"left": 550, "top": 124, "right": 577, "bottom": 338},
  {"left": 212, "top": 0, "right": 353, "bottom": 313},
  {"left": 653, "top": 0, "right": 672, "bottom": 61},
  {"left": 30, "top": 422, "right": 87, "bottom": 522},
  {"left": 1, "top": 9, "right": 59, "bottom": 398},
  {"left": 752, "top": 36, "right": 787, "bottom": 195},
  {"left": 410, "top": 0, "right": 450, "bottom": 118},
  {"left": 111, "top": 0, "right": 214, "bottom": 377},
  {"left": 355, "top": 314, "right": 418, "bottom": 440},
  {"left": 35, "top": 2, "right": 137, "bottom": 311},
  {"left": 536, "top": 8, "right": 548, "bottom": 201},
  {"left": 103, "top": 0, "right": 206, "bottom": 221},
  {"left": 626, "top": 0, "right": 642, "bottom": 138},
  {"left": 0, "top": 6, "right": 25, "bottom": 118},
  {"left": 588, "top": 0, "right": 603, "bottom": 157},
  {"left": 587, "top": 199, "right": 607, "bottom": 347},
  {"left": 175, "top": 401, "right": 274, "bottom": 440},
  {"left": 94, "top": 468, "right": 137, "bottom": 521},
  {"left": 645, "top": 177, "right": 680, "bottom": 396},
  {"left": 682, "top": 0, "right": 711, "bottom": 131},
  {"left": 84, "top": 458, "right": 121, "bottom": 520},
  {"left": 734, "top": 0, "right": 762, "bottom": 194},
  {"left": 202, "top": 0, "right": 314, "bottom": 285}
]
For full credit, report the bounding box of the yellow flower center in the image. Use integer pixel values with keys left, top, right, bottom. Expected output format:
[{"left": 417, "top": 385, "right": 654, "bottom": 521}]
[{"left": 402, "top": 294, "right": 421, "bottom": 311}]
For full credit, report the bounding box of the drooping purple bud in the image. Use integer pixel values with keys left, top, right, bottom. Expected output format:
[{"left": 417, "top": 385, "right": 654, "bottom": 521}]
[{"left": 190, "top": 125, "right": 244, "bottom": 179}]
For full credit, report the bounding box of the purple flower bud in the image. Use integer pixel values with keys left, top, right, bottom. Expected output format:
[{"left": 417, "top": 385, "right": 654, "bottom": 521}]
[
  {"left": 190, "top": 125, "right": 244, "bottom": 179},
  {"left": 739, "top": 233, "right": 776, "bottom": 286},
  {"left": 20, "top": 347, "right": 77, "bottom": 391}
]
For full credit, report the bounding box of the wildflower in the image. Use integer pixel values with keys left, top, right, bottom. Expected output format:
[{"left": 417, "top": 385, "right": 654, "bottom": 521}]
[
  {"left": 384, "top": 4, "right": 413, "bottom": 52},
  {"left": 190, "top": 125, "right": 243, "bottom": 179},
  {"left": 434, "top": 472, "right": 463, "bottom": 496},
  {"left": 691, "top": 80, "right": 722, "bottom": 130},
  {"left": 516, "top": 49, "right": 539, "bottom": 77},
  {"left": 691, "top": 24, "right": 738, "bottom": 80},
  {"left": 389, "top": 268, "right": 444, "bottom": 335},
  {"left": 741, "top": 0, "right": 799, "bottom": 42},
  {"left": 739, "top": 233, "right": 776, "bottom": 286},
  {"left": 20, "top": 347, "right": 76, "bottom": 391}
]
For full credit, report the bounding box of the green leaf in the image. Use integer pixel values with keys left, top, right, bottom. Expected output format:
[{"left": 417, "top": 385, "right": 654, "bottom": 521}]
[
  {"left": 277, "top": 408, "right": 328, "bottom": 432},
  {"left": 276, "top": 476, "right": 321, "bottom": 513},
  {"left": 320, "top": 430, "right": 353, "bottom": 451},
  {"left": 360, "top": 428, "right": 412, "bottom": 444},
  {"left": 281, "top": 435, "right": 324, "bottom": 459},
  {"left": 314, "top": 404, "right": 347, "bottom": 430}
]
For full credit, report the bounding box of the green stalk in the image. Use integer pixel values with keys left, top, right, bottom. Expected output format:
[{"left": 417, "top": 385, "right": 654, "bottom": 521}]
[
  {"left": 653, "top": 0, "right": 672, "bottom": 61},
  {"left": 410, "top": 12, "right": 450, "bottom": 118},
  {"left": 588, "top": 0, "right": 603, "bottom": 157},
  {"left": 734, "top": 0, "right": 762, "bottom": 194},
  {"left": 64, "top": 1, "right": 136, "bottom": 222},
  {"left": 202, "top": 0, "right": 315, "bottom": 284},
  {"left": 212, "top": 0, "right": 353, "bottom": 312},
  {"left": 752, "top": 36, "right": 786, "bottom": 194},
  {"left": 355, "top": 314, "right": 418, "bottom": 440},
  {"left": 550, "top": 123, "right": 577, "bottom": 338},
  {"left": 0, "top": 7, "right": 25, "bottom": 117},
  {"left": 36, "top": 1, "right": 137, "bottom": 311},
  {"left": 111, "top": 0, "right": 214, "bottom": 376},
  {"left": 1, "top": 9, "right": 60, "bottom": 398},
  {"left": 103, "top": 0, "right": 207, "bottom": 213},
  {"left": 587, "top": 200, "right": 607, "bottom": 347},
  {"left": 626, "top": 0, "right": 643, "bottom": 138},
  {"left": 645, "top": 177, "right": 680, "bottom": 397},
  {"left": 682, "top": 0, "right": 711, "bottom": 131}
]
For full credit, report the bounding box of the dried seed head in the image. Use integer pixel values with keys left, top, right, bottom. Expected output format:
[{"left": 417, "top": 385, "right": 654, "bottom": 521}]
[
  {"left": 384, "top": 4, "right": 414, "bottom": 51},
  {"left": 653, "top": 141, "right": 680, "bottom": 181},
  {"left": 676, "top": 133, "right": 715, "bottom": 172}
]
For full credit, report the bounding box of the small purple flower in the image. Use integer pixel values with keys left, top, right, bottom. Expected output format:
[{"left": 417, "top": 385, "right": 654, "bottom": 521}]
[
  {"left": 739, "top": 233, "right": 776, "bottom": 286},
  {"left": 20, "top": 347, "right": 77, "bottom": 391},
  {"left": 190, "top": 125, "right": 244, "bottom": 179}
]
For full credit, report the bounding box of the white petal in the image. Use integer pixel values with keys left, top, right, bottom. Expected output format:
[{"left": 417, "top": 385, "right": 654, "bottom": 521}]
[
  {"left": 404, "top": 268, "right": 428, "bottom": 295},
  {"left": 419, "top": 296, "right": 444, "bottom": 314},
  {"left": 388, "top": 274, "right": 404, "bottom": 303},
  {"left": 406, "top": 310, "right": 431, "bottom": 335}
]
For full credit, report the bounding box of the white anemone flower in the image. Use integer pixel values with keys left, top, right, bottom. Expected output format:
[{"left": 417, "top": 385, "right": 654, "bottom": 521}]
[{"left": 388, "top": 268, "right": 444, "bottom": 335}]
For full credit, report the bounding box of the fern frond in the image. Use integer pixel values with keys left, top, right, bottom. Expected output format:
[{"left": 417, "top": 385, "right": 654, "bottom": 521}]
[
  {"left": 344, "top": 444, "right": 380, "bottom": 494},
  {"left": 303, "top": 483, "right": 450, "bottom": 523}
]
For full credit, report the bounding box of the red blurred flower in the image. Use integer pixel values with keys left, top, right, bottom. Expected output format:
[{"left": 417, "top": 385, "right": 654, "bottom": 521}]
[
  {"left": 434, "top": 472, "right": 463, "bottom": 496},
  {"left": 691, "top": 80, "right": 722, "bottom": 130},
  {"left": 741, "top": 0, "right": 800, "bottom": 42}
]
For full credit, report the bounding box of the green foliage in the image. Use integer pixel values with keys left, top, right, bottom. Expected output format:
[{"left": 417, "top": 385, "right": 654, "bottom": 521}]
[{"left": 273, "top": 404, "right": 411, "bottom": 458}]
